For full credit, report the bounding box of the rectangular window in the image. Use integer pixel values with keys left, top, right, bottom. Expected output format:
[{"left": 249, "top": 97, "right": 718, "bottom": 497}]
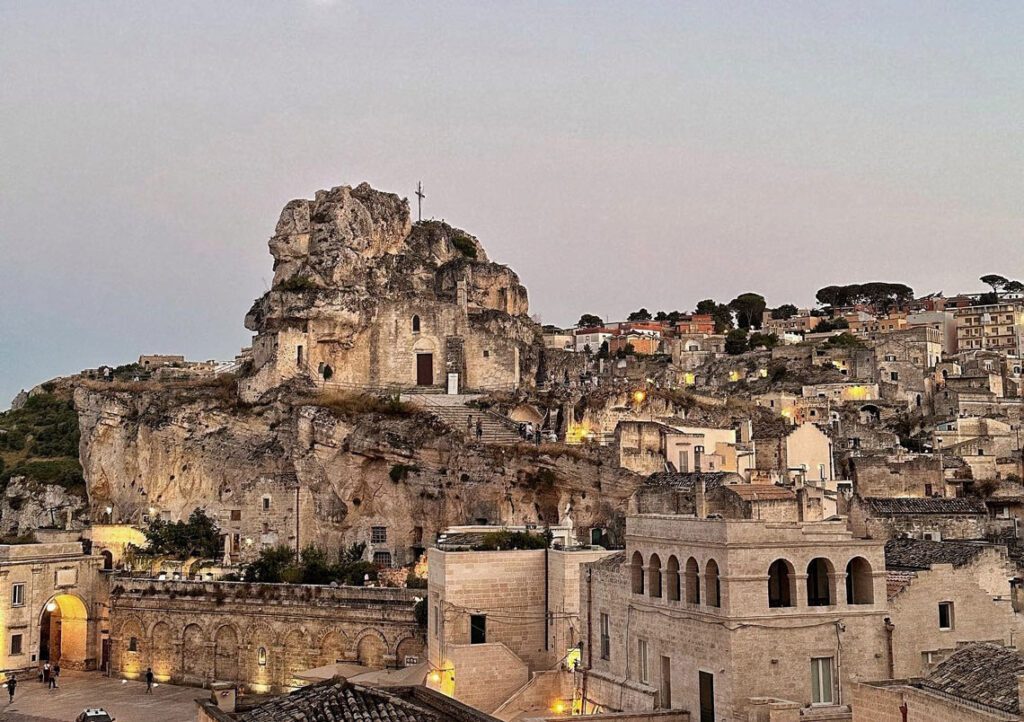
[
  {"left": 128, "top": 637, "right": 139, "bottom": 653},
  {"left": 262, "top": 497, "right": 271, "bottom": 511},
  {"left": 810, "top": 657, "right": 834, "bottom": 705},
  {"left": 371, "top": 526, "right": 387, "bottom": 544},
  {"left": 10, "top": 634, "right": 23, "bottom": 655},
  {"left": 938, "top": 602, "right": 954, "bottom": 630},
  {"left": 11, "top": 583, "right": 25, "bottom": 607},
  {"left": 470, "top": 614, "right": 487, "bottom": 644},
  {"left": 230, "top": 509, "right": 242, "bottom": 521},
  {"left": 372, "top": 551, "right": 392, "bottom": 567},
  {"left": 600, "top": 613, "right": 610, "bottom": 661},
  {"left": 638, "top": 638, "right": 649, "bottom": 684},
  {"left": 433, "top": 605, "right": 439, "bottom": 636}
]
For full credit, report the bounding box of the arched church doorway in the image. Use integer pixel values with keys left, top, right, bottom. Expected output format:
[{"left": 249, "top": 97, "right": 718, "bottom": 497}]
[{"left": 39, "top": 593, "right": 90, "bottom": 669}]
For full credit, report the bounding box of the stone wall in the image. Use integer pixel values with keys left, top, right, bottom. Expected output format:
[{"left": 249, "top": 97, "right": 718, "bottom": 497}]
[
  {"left": 888, "top": 561, "right": 1024, "bottom": 679},
  {"left": 107, "top": 578, "right": 423, "bottom": 693},
  {"left": 851, "top": 682, "right": 1006, "bottom": 722}
]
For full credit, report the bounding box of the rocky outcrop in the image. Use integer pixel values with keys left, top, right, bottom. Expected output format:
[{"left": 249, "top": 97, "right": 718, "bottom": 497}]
[
  {"left": 0, "top": 476, "right": 86, "bottom": 534},
  {"left": 76, "top": 381, "right": 640, "bottom": 561}
]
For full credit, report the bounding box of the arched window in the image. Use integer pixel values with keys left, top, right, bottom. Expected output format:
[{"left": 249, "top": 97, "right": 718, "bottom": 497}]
[
  {"left": 846, "top": 557, "right": 874, "bottom": 605},
  {"left": 666, "top": 556, "right": 680, "bottom": 602},
  {"left": 768, "top": 559, "right": 795, "bottom": 608},
  {"left": 705, "top": 560, "right": 721, "bottom": 607},
  {"left": 807, "top": 558, "right": 834, "bottom": 606},
  {"left": 631, "top": 551, "right": 645, "bottom": 595},
  {"left": 684, "top": 557, "right": 700, "bottom": 604},
  {"left": 412, "top": 315, "right": 421, "bottom": 333},
  {"left": 648, "top": 554, "right": 662, "bottom": 599}
]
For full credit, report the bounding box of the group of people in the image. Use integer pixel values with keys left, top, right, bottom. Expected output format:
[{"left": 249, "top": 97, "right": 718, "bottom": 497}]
[
  {"left": 4, "top": 660, "right": 62, "bottom": 704},
  {"left": 518, "top": 421, "right": 545, "bottom": 444},
  {"left": 465, "top": 415, "right": 483, "bottom": 440}
]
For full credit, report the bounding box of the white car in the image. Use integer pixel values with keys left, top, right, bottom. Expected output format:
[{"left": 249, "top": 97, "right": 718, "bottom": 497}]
[{"left": 76, "top": 710, "right": 115, "bottom": 722}]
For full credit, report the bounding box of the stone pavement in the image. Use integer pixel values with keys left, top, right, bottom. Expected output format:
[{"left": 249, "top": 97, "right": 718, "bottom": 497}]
[{"left": 2, "top": 671, "right": 202, "bottom": 722}]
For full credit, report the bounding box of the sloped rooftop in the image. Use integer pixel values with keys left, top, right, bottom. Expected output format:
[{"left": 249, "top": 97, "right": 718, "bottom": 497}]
[
  {"left": 884, "top": 538, "right": 986, "bottom": 571},
  {"left": 864, "top": 496, "right": 987, "bottom": 515},
  {"left": 238, "top": 678, "right": 498, "bottom": 722},
  {"left": 920, "top": 643, "right": 1024, "bottom": 714}
]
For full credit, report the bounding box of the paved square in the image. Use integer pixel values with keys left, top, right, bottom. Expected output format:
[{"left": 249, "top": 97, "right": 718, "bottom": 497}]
[{"left": 3, "top": 671, "right": 203, "bottom": 722}]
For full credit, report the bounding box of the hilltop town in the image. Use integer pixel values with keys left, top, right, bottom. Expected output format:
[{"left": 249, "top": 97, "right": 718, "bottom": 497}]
[{"left": 2, "top": 182, "right": 1023, "bottom": 722}]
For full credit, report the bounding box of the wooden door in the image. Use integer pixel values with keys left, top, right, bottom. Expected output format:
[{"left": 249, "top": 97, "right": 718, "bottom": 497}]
[
  {"left": 699, "top": 671, "right": 715, "bottom": 722},
  {"left": 416, "top": 353, "right": 433, "bottom": 386}
]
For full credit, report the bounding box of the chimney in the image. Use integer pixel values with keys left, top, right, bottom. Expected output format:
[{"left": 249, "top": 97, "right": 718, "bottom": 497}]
[
  {"left": 796, "top": 487, "right": 807, "bottom": 522},
  {"left": 695, "top": 478, "right": 707, "bottom": 519}
]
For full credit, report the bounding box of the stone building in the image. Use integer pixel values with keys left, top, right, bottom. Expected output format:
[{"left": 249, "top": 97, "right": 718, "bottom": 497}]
[
  {"left": 0, "top": 539, "right": 105, "bottom": 674},
  {"left": 883, "top": 538, "right": 1024, "bottom": 679},
  {"left": 426, "top": 543, "right": 613, "bottom": 713},
  {"left": 615, "top": 421, "right": 754, "bottom": 477},
  {"left": 580, "top": 509, "right": 890, "bottom": 719},
  {"left": 955, "top": 301, "right": 1024, "bottom": 354},
  {"left": 846, "top": 496, "right": 991, "bottom": 541},
  {"left": 108, "top": 577, "right": 423, "bottom": 693},
  {"left": 239, "top": 184, "right": 539, "bottom": 402},
  {"left": 853, "top": 643, "right": 1024, "bottom": 722},
  {"left": 753, "top": 422, "right": 835, "bottom": 485}
]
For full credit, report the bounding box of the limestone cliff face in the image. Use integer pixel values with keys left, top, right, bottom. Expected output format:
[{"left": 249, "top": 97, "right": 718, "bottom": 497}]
[{"left": 76, "top": 383, "right": 639, "bottom": 561}]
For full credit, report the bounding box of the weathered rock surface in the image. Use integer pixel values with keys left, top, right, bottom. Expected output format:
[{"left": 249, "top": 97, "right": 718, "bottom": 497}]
[{"left": 76, "top": 382, "right": 639, "bottom": 561}]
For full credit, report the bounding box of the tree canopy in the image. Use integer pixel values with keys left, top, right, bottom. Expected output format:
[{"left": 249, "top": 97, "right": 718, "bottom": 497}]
[
  {"left": 242, "top": 542, "right": 378, "bottom": 586},
  {"left": 728, "top": 293, "right": 766, "bottom": 330},
  {"left": 627, "top": 308, "right": 653, "bottom": 321},
  {"left": 814, "top": 282, "right": 914, "bottom": 312},
  {"left": 725, "top": 329, "right": 749, "bottom": 355},
  {"left": 577, "top": 313, "right": 603, "bottom": 328},
  {"left": 770, "top": 304, "right": 798, "bottom": 320},
  {"left": 695, "top": 299, "right": 734, "bottom": 333},
  {"left": 143, "top": 509, "right": 221, "bottom": 559}
]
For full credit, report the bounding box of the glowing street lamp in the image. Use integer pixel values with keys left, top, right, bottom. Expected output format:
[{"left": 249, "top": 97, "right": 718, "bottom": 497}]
[{"left": 632, "top": 390, "right": 646, "bottom": 405}]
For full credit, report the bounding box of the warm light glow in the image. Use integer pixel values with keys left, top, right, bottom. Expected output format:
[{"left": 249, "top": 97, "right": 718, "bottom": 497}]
[
  {"left": 844, "top": 385, "right": 870, "bottom": 400},
  {"left": 46, "top": 601, "right": 57, "bottom": 612},
  {"left": 428, "top": 671, "right": 441, "bottom": 685},
  {"left": 780, "top": 408, "right": 793, "bottom": 419},
  {"left": 565, "top": 422, "right": 593, "bottom": 445},
  {"left": 632, "top": 390, "right": 646, "bottom": 405},
  {"left": 758, "top": 368, "right": 768, "bottom": 378},
  {"left": 551, "top": 700, "right": 566, "bottom": 714},
  {"left": 729, "top": 371, "right": 741, "bottom": 382},
  {"left": 412, "top": 555, "right": 428, "bottom": 580},
  {"left": 682, "top": 372, "right": 695, "bottom": 385}
]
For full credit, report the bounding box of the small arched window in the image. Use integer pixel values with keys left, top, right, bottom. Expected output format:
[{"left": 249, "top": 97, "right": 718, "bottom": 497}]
[
  {"left": 768, "top": 559, "right": 795, "bottom": 608},
  {"left": 412, "top": 315, "right": 421, "bottom": 333},
  {"left": 684, "top": 557, "right": 701, "bottom": 604},
  {"left": 648, "top": 554, "right": 662, "bottom": 599},
  {"left": 257, "top": 647, "right": 268, "bottom": 666},
  {"left": 630, "top": 551, "right": 645, "bottom": 595},
  {"left": 807, "top": 558, "right": 834, "bottom": 606},
  {"left": 705, "top": 559, "right": 721, "bottom": 608},
  {"left": 666, "top": 556, "right": 680, "bottom": 602},
  {"left": 846, "top": 557, "right": 874, "bottom": 605}
]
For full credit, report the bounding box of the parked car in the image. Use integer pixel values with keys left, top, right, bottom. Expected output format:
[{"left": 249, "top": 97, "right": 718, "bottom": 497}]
[{"left": 76, "top": 710, "right": 115, "bottom": 722}]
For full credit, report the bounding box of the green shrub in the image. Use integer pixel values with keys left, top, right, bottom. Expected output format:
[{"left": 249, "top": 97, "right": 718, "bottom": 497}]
[
  {"left": 0, "top": 458, "right": 84, "bottom": 491},
  {"left": 474, "top": 530, "right": 548, "bottom": 551},
  {"left": 278, "top": 275, "right": 318, "bottom": 292},
  {"left": 450, "top": 231, "right": 478, "bottom": 259}
]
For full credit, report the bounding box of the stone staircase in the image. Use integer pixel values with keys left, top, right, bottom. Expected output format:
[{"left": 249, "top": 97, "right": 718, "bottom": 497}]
[{"left": 409, "top": 394, "right": 522, "bottom": 445}]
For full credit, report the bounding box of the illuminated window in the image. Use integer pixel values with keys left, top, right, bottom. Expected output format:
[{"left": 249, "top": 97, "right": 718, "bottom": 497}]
[{"left": 258, "top": 647, "right": 268, "bottom": 666}]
